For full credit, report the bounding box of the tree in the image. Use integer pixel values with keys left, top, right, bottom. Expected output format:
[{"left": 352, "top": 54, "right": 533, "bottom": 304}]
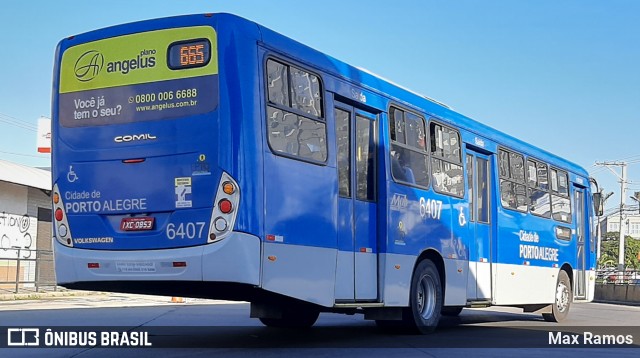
[{"left": 598, "top": 233, "right": 640, "bottom": 269}]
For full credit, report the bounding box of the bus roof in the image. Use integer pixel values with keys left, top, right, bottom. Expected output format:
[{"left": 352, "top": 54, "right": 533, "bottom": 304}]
[{"left": 250, "top": 14, "right": 588, "bottom": 179}]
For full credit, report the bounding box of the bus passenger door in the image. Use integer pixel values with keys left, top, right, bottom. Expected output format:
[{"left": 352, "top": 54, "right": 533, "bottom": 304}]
[
  {"left": 574, "top": 187, "right": 587, "bottom": 299},
  {"left": 334, "top": 102, "right": 378, "bottom": 301},
  {"left": 466, "top": 150, "right": 493, "bottom": 301}
]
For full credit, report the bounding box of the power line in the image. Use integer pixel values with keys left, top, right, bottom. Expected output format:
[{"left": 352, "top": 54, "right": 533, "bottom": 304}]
[
  {"left": 0, "top": 150, "right": 48, "bottom": 158},
  {"left": 0, "top": 112, "right": 38, "bottom": 132},
  {"left": 591, "top": 155, "right": 640, "bottom": 175},
  {"left": 0, "top": 112, "right": 37, "bottom": 127},
  {"left": 606, "top": 154, "right": 640, "bottom": 163},
  {"left": 0, "top": 118, "right": 37, "bottom": 131}
]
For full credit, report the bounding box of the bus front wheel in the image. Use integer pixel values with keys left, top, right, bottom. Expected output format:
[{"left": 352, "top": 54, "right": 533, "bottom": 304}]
[
  {"left": 408, "top": 259, "right": 443, "bottom": 333},
  {"left": 543, "top": 270, "right": 572, "bottom": 322}
]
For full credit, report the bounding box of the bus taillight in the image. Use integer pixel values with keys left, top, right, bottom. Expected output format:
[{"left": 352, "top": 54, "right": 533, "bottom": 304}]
[
  {"left": 58, "top": 224, "right": 68, "bottom": 237},
  {"left": 214, "top": 217, "right": 228, "bottom": 231},
  {"left": 218, "top": 199, "right": 233, "bottom": 214},
  {"left": 52, "top": 184, "right": 73, "bottom": 247},
  {"left": 208, "top": 172, "right": 240, "bottom": 243},
  {"left": 55, "top": 208, "right": 64, "bottom": 221},
  {"left": 222, "top": 182, "right": 235, "bottom": 195}
]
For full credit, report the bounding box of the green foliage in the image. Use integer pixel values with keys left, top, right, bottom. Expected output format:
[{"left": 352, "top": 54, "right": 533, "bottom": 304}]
[
  {"left": 603, "top": 231, "right": 620, "bottom": 240},
  {"left": 598, "top": 233, "right": 640, "bottom": 269}
]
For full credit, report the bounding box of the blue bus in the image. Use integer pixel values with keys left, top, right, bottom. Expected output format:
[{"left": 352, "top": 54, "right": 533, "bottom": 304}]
[{"left": 52, "top": 13, "right": 602, "bottom": 333}]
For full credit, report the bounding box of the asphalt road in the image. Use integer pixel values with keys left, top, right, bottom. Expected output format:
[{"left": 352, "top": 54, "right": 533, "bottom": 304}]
[{"left": 1, "top": 293, "right": 639, "bottom": 357}]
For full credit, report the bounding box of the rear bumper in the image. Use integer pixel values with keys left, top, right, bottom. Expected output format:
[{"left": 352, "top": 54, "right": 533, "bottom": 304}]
[{"left": 54, "top": 232, "right": 261, "bottom": 286}]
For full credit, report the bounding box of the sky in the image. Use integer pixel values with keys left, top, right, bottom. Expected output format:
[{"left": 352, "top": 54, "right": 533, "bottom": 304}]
[{"left": 0, "top": 0, "right": 638, "bottom": 212}]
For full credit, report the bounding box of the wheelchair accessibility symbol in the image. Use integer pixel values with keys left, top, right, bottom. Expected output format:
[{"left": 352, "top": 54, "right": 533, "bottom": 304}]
[
  {"left": 67, "top": 165, "right": 79, "bottom": 183},
  {"left": 458, "top": 207, "right": 466, "bottom": 227}
]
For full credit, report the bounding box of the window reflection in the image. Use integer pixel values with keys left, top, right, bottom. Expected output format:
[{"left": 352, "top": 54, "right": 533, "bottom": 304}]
[
  {"left": 267, "top": 106, "right": 327, "bottom": 161},
  {"left": 290, "top": 66, "right": 322, "bottom": 117},
  {"left": 335, "top": 108, "right": 350, "bottom": 197},
  {"left": 265, "top": 59, "right": 326, "bottom": 163},
  {"left": 389, "top": 107, "right": 429, "bottom": 188},
  {"left": 430, "top": 122, "right": 463, "bottom": 197},
  {"left": 356, "top": 115, "right": 376, "bottom": 201}
]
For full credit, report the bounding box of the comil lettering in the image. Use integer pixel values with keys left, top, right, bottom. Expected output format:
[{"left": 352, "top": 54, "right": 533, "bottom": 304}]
[{"left": 114, "top": 133, "right": 157, "bottom": 143}]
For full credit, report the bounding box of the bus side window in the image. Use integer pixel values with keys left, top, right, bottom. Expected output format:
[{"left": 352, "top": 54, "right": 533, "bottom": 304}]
[
  {"left": 466, "top": 154, "right": 475, "bottom": 222},
  {"left": 335, "top": 108, "right": 351, "bottom": 197},
  {"left": 430, "top": 122, "right": 463, "bottom": 197},
  {"left": 528, "top": 160, "right": 551, "bottom": 218},
  {"left": 551, "top": 169, "right": 571, "bottom": 223},
  {"left": 267, "top": 60, "right": 289, "bottom": 106},
  {"left": 265, "top": 58, "right": 327, "bottom": 163},
  {"left": 498, "top": 148, "right": 527, "bottom": 212},
  {"left": 290, "top": 65, "right": 322, "bottom": 117},
  {"left": 391, "top": 150, "right": 415, "bottom": 184},
  {"left": 390, "top": 107, "right": 406, "bottom": 144},
  {"left": 356, "top": 115, "right": 376, "bottom": 201},
  {"left": 389, "top": 107, "right": 428, "bottom": 187}
]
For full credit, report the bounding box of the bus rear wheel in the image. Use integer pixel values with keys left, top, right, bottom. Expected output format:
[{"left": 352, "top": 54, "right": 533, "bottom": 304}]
[
  {"left": 258, "top": 308, "right": 319, "bottom": 328},
  {"left": 407, "top": 259, "right": 443, "bottom": 334},
  {"left": 543, "top": 270, "right": 572, "bottom": 322}
]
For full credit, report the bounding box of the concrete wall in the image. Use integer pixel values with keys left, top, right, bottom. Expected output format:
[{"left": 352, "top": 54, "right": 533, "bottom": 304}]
[
  {"left": 0, "top": 181, "right": 28, "bottom": 214},
  {"left": 595, "top": 284, "right": 640, "bottom": 303},
  {"left": 0, "top": 181, "right": 53, "bottom": 288}
]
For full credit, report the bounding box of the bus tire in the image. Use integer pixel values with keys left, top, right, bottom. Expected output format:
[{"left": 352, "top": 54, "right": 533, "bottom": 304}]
[
  {"left": 543, "top": 270, "right": 572, "bottom": 322},
  {"left": 441, "top": 306, "right": 463, "bottom": 317},
  {"left": 408, "top": 259, "right": 443, "bottom": 334},
  {"left": 258, "top": 309, "right": 319, "bottom": 328}
]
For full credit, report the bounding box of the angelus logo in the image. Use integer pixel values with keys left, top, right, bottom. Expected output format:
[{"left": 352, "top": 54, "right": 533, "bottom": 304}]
[
  {"left": 106, "top": 49, "right": 157, "bottom": 75},
  {"left": 74, "top": 50, "right": 104, "bottom": 82}
]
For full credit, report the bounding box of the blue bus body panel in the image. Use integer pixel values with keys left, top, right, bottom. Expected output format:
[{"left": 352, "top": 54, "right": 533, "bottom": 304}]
[{"left": 257, "top": 20, "right": 592, "bottom": 272}]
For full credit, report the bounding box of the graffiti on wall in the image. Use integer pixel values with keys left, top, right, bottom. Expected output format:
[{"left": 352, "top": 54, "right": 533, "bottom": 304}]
[{"left": 0, "top": 212, "right": 38, "bottom": 259}]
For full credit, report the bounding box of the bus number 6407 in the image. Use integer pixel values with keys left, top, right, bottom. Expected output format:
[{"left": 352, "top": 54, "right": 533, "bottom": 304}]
[
  {"left": 166, "top": 222, "right": 206, "bottom": 240},
  {"left": 420, "top": 198, "right": 443, "bottom": 220}
]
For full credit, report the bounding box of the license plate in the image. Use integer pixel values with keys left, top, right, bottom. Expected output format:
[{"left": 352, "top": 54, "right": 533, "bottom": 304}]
[{"left": 120, "top": 217, "right": 155, "bottom": 231}]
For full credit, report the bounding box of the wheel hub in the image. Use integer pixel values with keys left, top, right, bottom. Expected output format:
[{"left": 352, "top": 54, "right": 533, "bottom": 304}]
[
  {"left": 556, "top": 281, "right": 569, "bottom": 312},
  {"left": 417, "top": 274, "right": 436, "bottom": 320}
]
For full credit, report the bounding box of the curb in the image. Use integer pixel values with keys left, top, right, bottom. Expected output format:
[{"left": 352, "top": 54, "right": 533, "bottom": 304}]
[
  {"left": 593, "top": 299, "right": 640, "bottom": 307},
  {"left": 0, "top": 290, "right": 106, "bottom": 302}
]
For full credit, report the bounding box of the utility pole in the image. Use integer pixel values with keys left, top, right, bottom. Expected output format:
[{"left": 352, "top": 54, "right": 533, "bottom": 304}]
[
  {"left": 595, "top": 161, "right": 627, "bottom": 272},
  {"left": 597, "top": 191, "right": 614, "bottom": 260}
]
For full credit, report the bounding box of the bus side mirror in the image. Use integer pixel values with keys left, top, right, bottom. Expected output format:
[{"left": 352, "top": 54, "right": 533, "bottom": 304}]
[{"left": 592, "top": 192, "right": 604, "bottom": 217}]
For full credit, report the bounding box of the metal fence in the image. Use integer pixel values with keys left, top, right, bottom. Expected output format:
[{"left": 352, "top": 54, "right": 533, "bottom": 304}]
[
  {"left": 596, "top": 268, "right": 640, "bottom": 285},
  {"left": 0, "top": 248, "right": 58, "bottom": 294}
]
